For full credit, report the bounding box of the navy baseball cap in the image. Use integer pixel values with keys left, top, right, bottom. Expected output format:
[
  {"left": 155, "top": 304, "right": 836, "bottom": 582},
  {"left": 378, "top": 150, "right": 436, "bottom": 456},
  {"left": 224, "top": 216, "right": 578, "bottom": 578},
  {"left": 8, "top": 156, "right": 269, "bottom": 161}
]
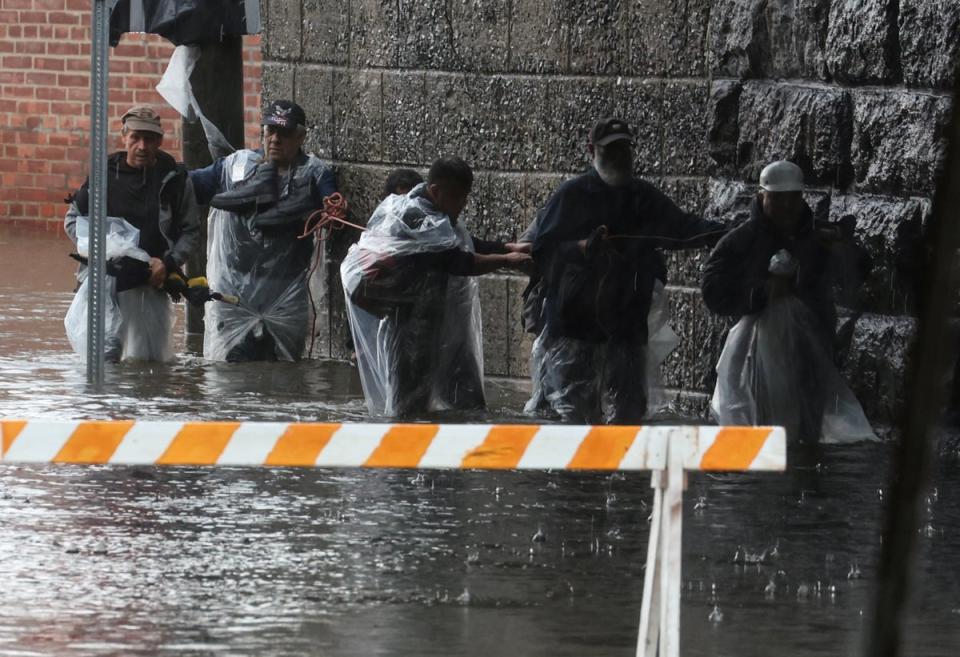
[
  {"left": 590, "top": 117, "right": 635, "bottom": 146},
  {"left": 262, "top": 100, "right": 306, "bottom": 129}
]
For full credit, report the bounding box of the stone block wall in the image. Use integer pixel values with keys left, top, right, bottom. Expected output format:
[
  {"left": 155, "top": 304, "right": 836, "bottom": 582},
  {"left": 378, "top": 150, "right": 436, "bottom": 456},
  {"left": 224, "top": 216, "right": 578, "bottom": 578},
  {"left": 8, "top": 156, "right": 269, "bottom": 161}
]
[{"left": 263, "top": 0, "right": 956, "bottom": 429}]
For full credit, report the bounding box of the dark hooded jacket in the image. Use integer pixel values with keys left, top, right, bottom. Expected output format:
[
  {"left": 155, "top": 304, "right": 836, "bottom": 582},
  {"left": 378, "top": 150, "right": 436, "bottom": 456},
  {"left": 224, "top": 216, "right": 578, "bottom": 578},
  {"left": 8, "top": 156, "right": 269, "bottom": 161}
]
[
  {"left": 701, "top": 197, "right": 837, "bottom": 348},
  {"left": 532, "top": 168, "right": 725, "bottom": 343},
  {"left": 65, "top": 150, "right": 200, "bottom": 270}
]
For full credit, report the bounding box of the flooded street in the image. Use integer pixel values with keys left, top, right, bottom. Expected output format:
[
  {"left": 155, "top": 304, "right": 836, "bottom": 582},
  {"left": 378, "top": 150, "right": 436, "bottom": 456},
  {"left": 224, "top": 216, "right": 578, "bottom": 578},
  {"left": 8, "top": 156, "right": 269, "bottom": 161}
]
[{"left": 1, "top": 226, "right": 959, "bottom": 656}]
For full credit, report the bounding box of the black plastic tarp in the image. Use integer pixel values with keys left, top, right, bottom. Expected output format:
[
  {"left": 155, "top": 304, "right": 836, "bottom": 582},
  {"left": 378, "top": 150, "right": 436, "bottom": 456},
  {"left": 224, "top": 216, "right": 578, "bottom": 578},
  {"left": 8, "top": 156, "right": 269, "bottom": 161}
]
[{"left": 109, "top": 0, "right": 260, "bottom": 46}]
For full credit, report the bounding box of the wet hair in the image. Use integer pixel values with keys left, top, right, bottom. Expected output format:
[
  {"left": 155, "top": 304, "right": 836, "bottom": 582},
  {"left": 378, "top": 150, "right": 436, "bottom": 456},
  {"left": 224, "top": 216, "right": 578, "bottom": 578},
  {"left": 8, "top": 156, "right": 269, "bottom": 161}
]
[
  {"left": 382, "top": 168, "right": 424, "bottom": 198},
  {"left": 427, "top": 157, "right": 473, "bottom": 192}
]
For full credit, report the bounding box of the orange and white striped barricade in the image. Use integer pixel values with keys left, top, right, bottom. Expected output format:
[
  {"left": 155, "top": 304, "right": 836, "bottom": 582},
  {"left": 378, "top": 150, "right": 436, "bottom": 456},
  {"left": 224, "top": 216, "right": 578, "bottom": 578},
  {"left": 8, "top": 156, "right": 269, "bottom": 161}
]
[{"left": 0, "top": 420, "right": 785, "bottom": 657}]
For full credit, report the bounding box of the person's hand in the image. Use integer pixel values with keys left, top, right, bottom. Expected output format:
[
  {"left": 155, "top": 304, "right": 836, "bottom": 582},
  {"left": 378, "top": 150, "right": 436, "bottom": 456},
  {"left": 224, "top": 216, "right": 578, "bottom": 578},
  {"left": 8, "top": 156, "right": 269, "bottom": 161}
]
[
  {"left": 148, "top": 257, "right": 167, "bottom": 289},
  {"left": 580, "top": 225, "right": 609, "bottom": 256},
  {"left": 766, "top": 273, "right": 795, "bottom": 300},
  {"left": 504, "top": 242, "right": 532, "bottom": 254},
  {"left": 502, "top": 251, "right": 533, "bottom": 274}
]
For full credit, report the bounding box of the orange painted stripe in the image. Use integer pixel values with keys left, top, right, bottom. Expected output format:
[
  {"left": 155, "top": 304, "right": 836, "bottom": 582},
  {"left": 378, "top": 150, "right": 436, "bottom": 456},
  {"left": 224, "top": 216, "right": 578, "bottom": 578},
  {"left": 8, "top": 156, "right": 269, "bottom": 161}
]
[
  {"left": 363, "top": 424, "right": 439, "bottom": 468},
  {"left": 53, "top": 421, "right": 135, "bottom": 463},
  {"left": 567, "top": 426, "right": 640, "bottom": 470},
  {"left": 700, "top": 427, "right": 771, "bottom": 470},
  {"left": 461, "top": 425, "right": 540, "bottom": 469},
  {"left": 157, "top": 422, "right": 240, "bottom": 465},
  {"left": 1, "top": 420, "right": 27, "bottom": 457},
  {"left": 266, "top": 423, "right": 341, "bottom": 466}
]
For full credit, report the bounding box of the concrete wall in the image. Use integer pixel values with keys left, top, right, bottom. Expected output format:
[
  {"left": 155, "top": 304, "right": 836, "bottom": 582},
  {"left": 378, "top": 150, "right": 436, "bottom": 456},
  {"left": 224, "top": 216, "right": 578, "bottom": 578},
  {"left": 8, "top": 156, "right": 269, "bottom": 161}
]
[
  {"left": 262, "top": 0, "right": 957, "bottom": 429},
  {"left": 0, "top": 0, "right": 263, "bottom": 231}
]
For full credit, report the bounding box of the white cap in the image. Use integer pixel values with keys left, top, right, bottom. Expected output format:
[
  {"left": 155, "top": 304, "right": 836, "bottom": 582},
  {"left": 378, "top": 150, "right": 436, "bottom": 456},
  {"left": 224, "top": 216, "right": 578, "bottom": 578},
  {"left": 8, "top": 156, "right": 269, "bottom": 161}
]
[{"left": 759, "top": 160, "right": 804, "bottom": 192}]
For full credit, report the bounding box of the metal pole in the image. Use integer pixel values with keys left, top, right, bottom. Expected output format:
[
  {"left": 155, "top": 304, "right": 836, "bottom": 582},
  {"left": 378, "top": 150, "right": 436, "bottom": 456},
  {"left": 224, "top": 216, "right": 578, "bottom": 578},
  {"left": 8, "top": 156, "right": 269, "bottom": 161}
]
[
  {"left": 86, "top": 0, "right": 110, "bottom": 385},
  {"left": 864, "top": 61, "right": 960, "bottom": 657}
]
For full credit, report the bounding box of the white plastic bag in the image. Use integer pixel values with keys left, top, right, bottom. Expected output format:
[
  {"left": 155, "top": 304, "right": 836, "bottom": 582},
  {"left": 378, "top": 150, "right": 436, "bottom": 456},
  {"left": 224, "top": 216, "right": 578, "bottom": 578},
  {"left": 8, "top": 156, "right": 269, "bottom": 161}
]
[
  {"left": 65, "top": 216, "right": 175, "bottom": 363},
  {"left": 711, "top": 296, "right": 877, "bottom": 444}
]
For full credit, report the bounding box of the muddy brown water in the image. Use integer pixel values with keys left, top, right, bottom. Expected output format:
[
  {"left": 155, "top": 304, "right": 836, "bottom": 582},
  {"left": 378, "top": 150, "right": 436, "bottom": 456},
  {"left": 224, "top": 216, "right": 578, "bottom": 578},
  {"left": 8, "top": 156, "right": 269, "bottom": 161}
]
[{"left": 1, "top": 226, "right": 958, "bottom": 656}]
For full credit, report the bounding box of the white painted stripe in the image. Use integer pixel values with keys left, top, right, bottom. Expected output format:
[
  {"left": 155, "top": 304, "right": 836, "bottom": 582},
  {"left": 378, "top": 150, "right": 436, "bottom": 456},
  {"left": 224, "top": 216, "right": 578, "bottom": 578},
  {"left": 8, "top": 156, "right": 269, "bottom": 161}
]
[
  {"left": 109, "top": 422, "right": 183, "bottom": 464},
  {"left": 516, "top": 425, "right": 591, "bottom": 469},
  {"left": 419, "top": 424, "right": 491, "bottom": 468},
  {"left": 315, "top": 423, "right": 389, "bottom": 466},
  {"left": 620, "top": 426, "right": 667, "bottom": 470},
  {"left": 748, "top": 427, "right": 787, "bottom": 471},
  {"left": 690, "top": 426, "right": 722, "bottom": 467},
  {"left": 217, "top": 422, "right": 290, "bottom": 465},
  {"left": 3, "top": 422, "right": 75, "bottom": 463},
  {"left": 670, "top": 427, "right": 698, "bottom": 470}
]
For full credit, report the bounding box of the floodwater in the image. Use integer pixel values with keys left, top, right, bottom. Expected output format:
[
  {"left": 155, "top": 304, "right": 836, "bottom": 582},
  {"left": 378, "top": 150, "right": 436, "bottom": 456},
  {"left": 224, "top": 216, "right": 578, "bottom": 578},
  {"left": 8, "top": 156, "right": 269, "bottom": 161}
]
[{"left": 1, "top": 226, "right": 959, "bottom": 656}]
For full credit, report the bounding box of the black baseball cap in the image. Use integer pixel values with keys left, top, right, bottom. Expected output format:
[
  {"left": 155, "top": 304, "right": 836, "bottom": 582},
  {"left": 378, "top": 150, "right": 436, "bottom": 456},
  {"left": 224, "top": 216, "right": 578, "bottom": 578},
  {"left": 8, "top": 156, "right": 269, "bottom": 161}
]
[
  {"left": 262, "top": 100, "right": 306, "bottom": 129},
  {"left": 590, "top": 117, "right": 634, "bottom": 146}
]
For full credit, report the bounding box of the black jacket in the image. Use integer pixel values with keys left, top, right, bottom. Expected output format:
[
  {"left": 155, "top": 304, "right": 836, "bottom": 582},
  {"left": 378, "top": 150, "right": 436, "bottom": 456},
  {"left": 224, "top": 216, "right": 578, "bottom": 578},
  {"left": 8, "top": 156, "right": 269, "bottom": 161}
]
[
  {"left": 65, "top": 151, "right": 200, "bottom": 269},
  {"left": 701, "top": 197, "right": 837, "bottom": 348},
  {"left": 532, "top": 168, "right": 725, "bottom": 343}
]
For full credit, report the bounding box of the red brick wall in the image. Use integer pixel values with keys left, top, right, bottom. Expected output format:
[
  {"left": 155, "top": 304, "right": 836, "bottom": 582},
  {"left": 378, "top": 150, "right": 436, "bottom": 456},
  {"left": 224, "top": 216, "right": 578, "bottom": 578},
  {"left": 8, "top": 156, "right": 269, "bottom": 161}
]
[{"left": 0, "top": 0, "right": 262, "bottom": 232}]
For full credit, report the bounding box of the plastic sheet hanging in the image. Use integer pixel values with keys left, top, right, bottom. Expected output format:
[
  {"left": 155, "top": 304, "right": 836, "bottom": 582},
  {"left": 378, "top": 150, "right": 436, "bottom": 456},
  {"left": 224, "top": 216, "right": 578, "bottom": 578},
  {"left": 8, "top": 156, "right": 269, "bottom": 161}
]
[
  {"left": 711, "top": 296, "right": 877, "bottom": 444},
  {"left": 156, "top": 45, "right": 234, "bottom": 160},
  {"left": 341, "top": 189, "right": 485, "bottom": 418},
  {"left": 203, "top": 150, "right": 317, "bottom": 361},
  {"left": 524, "top": 280, "right": 679, "bottom": 421},
  {"left": 65, "top": 216, "right": 176, "bottom": 363}
]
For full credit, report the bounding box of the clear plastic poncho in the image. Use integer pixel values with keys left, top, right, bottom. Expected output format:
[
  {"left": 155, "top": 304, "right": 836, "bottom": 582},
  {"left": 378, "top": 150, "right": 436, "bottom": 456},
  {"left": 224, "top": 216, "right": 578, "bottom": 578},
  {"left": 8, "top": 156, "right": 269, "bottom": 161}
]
[
  {"left": 204, "top": 150, "right": 321, "bottom": 361},
  {"left": 711, "top": 296, "right": 877, "bottom": 444},
  {"left": 340, "top": 188, "right": 484, "bottom": 418},
  {"left": 524, "top": 280, "right": 680, "bottom": 421},
  {"left": 64, "top": 216, "right": 176, "bottom": 362}
]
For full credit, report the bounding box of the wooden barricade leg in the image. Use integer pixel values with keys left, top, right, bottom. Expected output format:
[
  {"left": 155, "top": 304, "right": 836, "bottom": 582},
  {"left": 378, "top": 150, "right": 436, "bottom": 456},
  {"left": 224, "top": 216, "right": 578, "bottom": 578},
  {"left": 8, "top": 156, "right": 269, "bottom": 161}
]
[
  {"left": 658, "top": 434, "right": 687, "bottom": 657},
  {"left": 637, "top": 470, "right": 665, "bottom": 657}
]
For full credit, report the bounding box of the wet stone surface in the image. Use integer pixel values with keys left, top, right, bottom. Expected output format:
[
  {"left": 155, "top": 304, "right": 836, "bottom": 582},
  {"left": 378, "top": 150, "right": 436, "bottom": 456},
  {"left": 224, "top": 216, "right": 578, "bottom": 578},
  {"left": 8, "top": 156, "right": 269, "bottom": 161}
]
[
  {"left": 707, "top": 80, "right": 742, "bottom": 176},
  {"left": 424, "top": 74, "right": 551, "bottom": 172},
  {"left": 841, "top": 314, "right": 916, "bottom": 429},
  {"left": 382, "top": 71, "right": 428, "bottom": 166},
  {"left": 349, "top": 0, "right": 400, "bottom": 69},
  {"left": 825, "top": 0, "right": 900, "bottom": 84},
  {"left": 301, "top": 0, "right": 349, "bottom": 65},
  {"left": 850, "top": 90, "right": 952, "bottom": 197},
  {"left": 263, "top": 0, "right": 302, "bottom": 61},
  {"left": 332, "top": 69, "right": 384, "bottom": 163},
  {"left": 898, "top": 0, "right": 960, "bottom": 90},
  {"left": 295, "top": 66, "right": 335, "bottom": 159},
  {"left": 261, "top": 62, "right": 296, "bottom": 112},
  {"left": 449, "top": 0, "right": 512, "bottom": 73},
  {"left": 736, "top": 82, "right": 853, "bottom": 188},
  {"left": 508, "top": 0, "right": 568, "bottom": 74},
  {"left": 661, "top": 81, "right": 712, "bottom": 177},
  {"left": 629, "top": 0, "right": 711, "bottom": 77},
  {"left": 566, "top": 0, "right": 629, "bottom": 76},
  {"left": 396, "top": 0, "right": 458, "bottom": 70},
  {"left": 828, "top": 194, "right": 930, "bottom": 315}
]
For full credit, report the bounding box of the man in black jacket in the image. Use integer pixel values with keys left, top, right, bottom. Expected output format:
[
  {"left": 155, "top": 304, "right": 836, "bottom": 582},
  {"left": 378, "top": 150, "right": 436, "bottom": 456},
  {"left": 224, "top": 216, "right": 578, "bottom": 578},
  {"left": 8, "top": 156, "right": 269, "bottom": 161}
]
[
  {"left": 529, "top": 118, "right": 725, "bottom": 424},
  {"left": 64, "top": 106, "right": 199, "bottom": 361},
  {"left": 701, "top": 161, "right": 837, "bottom": 354},
  {"left": 702, "top": 160, "right": 875, "bottom": 444}
]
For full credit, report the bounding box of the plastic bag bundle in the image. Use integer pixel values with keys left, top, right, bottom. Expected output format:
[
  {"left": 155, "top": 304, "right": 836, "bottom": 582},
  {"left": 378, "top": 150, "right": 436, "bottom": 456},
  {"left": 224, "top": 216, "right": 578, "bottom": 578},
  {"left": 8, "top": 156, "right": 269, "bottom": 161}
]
[
  {"left": 341, "top": 187, "right": 484, "bottom": 418},
  {"left": 525, "top": 281, "right": 679, "bottom": 422},
  {"left": 711, "top": 296, "right": 877, "bottom": 444},
  {"left": 65, "top": 216, "right": 175, "bottom": 362},
  {"left": 203, "top": 150, "right": 319, "bottom": 361}
]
